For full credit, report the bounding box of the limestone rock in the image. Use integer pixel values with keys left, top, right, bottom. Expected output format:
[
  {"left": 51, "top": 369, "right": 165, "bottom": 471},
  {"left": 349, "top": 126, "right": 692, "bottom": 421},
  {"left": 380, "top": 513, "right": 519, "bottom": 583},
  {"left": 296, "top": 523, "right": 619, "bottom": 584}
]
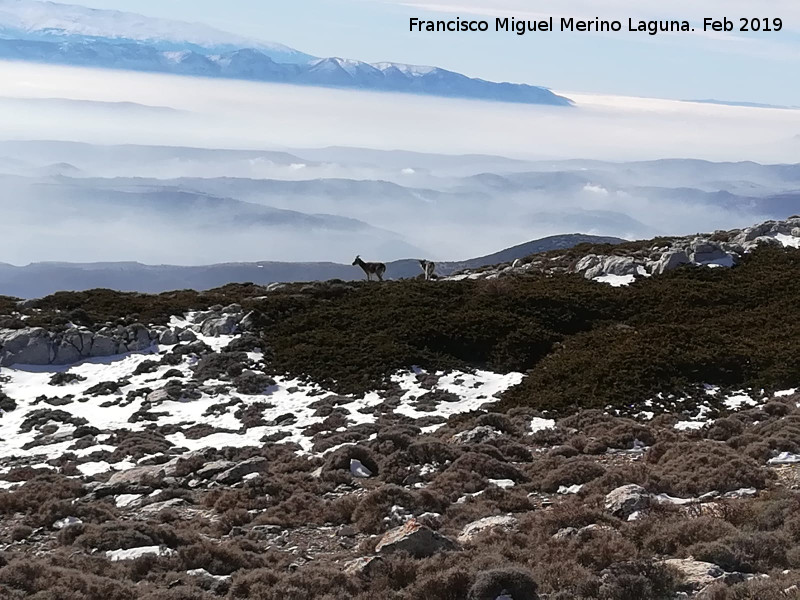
[
  {"left": 605, "top": 484, "right": 650, "bottom": 518},
  {"left": 663, "top": 558, "right": 724, "bottom": 591},
  {"left": 375, "top": 518, "right": 458, "bottom": 558},
  {"left": 196, "top": 460, "right": 236, "bottom": 480},
  {"left": 458, "top": 515, "right": 518, "bottom": 544},
  {"left": 451, "top": 425, "right": 501, "bottom": 445},
  {"left": 214, "top": 457, "right": 268, "bottom": 484},
  {"left": 200, "top": 315, "right": 240, "bottom": 337}
]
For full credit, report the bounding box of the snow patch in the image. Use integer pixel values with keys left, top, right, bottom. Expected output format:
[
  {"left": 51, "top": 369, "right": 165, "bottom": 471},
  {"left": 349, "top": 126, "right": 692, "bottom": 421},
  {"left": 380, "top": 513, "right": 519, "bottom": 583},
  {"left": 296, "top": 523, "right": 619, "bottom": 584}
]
[
  {"left": 594, "top": 274, "right": 636, "bottom": 287},
  {"left": 106, "top": 545, "right": 175, "bottom": 561},
  {"left": 530, "top": 417, "right": 556, "bottom": 433}
]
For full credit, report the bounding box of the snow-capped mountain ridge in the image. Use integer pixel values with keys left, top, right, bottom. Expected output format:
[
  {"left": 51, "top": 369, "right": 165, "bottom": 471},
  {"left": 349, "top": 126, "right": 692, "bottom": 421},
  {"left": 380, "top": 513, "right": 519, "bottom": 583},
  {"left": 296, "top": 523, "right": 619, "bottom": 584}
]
[
  {"left": 0, "top": 38, "right": 572, "bottom": 105},
  {"left": 0, "top": 0, "right": 314, "bottom": 62},
  {"left": 0, "top": 0, "right": 572, "bottom": 106}
]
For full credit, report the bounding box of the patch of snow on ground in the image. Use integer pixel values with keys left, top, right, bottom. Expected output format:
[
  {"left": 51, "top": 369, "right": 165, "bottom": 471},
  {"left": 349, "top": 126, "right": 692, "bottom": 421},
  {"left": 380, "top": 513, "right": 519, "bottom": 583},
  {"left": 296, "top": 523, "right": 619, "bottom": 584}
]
[
  {"left": 775, "top": 233, "right": 800, "bottom": 249},
  {"left": 593, "top": 274, "right": 635, "bottom": 287},
  {"left": 530, "top": 417, "right": 556, "bottom": 432},
  {"left": 558, "top": 484, "right": 583, "bottom": 494},
  {"left": 391, "top": 370, "right": 524, "bottom": 427},
  {"left": 724, "top": 392, "right": 757, "bottom": 410},
  {"left": 768, "top": 452, "right": 800, "bottom": 465},
  {"left": 775, "top": 388, "right": 797, "bottom": 397},
  {"left": 0, "top": 325, "right": 525, "bottom": 475},
  {"left": 488, "top": 479, "right": 515, "bottom": 489},
  {"left": 106, "top": 545, "right": 175, "bottom": 561}
]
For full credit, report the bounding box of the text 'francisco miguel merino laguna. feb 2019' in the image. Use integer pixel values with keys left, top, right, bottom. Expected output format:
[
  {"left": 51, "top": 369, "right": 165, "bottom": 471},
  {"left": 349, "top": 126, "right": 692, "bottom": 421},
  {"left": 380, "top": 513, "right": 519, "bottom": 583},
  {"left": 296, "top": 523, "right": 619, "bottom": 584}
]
[{"left": 409, "top": 16, "right": 784, "bottom": 36}]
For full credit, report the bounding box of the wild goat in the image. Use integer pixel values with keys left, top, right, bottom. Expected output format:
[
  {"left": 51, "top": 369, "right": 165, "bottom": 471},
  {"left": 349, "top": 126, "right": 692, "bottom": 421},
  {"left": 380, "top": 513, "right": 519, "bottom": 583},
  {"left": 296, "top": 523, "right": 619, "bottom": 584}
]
[
  {"left": 419, "top": 259, "right": 435, "bottom": 281},
  {"left": 352, "top": 255, "right": 386, "bottom": 281}
]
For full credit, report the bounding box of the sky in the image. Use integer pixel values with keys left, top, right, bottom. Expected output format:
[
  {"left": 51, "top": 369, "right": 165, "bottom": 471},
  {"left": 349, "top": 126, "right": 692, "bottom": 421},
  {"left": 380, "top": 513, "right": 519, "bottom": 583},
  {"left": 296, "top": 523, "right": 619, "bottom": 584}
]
[{"left": 72, "top": 0, "right": 800, "bottom": 105}]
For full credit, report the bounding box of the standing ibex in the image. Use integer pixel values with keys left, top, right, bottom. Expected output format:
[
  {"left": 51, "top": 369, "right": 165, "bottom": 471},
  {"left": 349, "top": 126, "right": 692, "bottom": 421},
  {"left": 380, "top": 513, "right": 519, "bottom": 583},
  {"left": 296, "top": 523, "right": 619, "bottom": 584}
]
[
  {"left": 352, "top": 255, "right": 386, "bottom": 281},
  {"left": 418, "top": 259, "right": 435, "bottom": 281}
]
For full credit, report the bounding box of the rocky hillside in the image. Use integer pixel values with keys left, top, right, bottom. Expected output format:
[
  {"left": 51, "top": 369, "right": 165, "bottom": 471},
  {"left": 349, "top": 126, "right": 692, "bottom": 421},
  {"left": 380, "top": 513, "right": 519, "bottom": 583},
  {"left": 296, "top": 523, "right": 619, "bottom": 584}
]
[
  {"left": 2, "top": 219, "right": 800, "bottom": 599},
  {"left": 448, "top": 217, "right": 800, "bottom": 283}
]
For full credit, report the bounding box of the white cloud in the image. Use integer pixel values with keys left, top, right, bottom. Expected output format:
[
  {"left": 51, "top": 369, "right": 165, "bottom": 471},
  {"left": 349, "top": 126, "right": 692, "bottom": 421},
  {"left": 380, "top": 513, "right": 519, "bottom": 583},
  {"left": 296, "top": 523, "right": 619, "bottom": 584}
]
[{"left": 1, "top": 61, "right": 799, "bottom": 163}]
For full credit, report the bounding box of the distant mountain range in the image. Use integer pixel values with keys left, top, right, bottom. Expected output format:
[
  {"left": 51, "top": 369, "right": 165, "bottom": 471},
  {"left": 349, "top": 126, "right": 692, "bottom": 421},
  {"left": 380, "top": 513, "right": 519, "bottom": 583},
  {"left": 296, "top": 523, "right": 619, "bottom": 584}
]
[
  {"left": 0, "top": 0, "right": 571, "bottom": 106},
  {"left": 0, "top": 234, "right": 622, "bottom": 298}
]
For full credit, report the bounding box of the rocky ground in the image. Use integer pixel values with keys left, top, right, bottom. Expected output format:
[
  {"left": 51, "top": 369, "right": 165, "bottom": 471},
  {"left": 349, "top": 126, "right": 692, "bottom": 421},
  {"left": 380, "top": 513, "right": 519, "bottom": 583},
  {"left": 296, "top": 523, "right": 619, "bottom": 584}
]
[
  {"left": 447, "top": 217, "right": 800, "bottom": 284},
  {"left": 2, "top": 220, "right": 800, "bottom": 599}
]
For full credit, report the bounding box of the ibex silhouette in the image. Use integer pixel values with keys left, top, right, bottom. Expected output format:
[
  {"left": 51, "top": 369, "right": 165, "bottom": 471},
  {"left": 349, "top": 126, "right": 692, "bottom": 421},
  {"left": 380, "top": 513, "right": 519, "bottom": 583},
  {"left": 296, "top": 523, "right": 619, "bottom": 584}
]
[
  {"left": 418, "top": 259, "right": 435, "bottom": 281},
  {"left": 352, "top": 255, "right": 386, "bottom": 281}
]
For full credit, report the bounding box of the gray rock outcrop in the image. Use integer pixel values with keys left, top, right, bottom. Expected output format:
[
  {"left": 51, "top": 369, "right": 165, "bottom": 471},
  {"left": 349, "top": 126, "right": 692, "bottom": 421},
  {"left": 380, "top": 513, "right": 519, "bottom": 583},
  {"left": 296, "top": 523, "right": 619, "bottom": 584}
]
[
  {"left": 604, "top": 484, "right": 650, "bottom": 518},
  {"left": 0, "top": 323, "right": 158, "bottom": 367},
  {"left": 375, "top": 518, "right": 458, "bottom": 558}
]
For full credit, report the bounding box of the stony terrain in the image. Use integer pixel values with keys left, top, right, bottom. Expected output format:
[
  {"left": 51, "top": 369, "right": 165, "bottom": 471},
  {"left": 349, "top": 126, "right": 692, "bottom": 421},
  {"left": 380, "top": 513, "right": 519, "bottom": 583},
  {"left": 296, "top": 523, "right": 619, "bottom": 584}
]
[
  {"left": 2, "top": 219, "right": 800, "bottom": 599},
  {"left": 448, "top": 217, "right": 800, "bottom": 284}
]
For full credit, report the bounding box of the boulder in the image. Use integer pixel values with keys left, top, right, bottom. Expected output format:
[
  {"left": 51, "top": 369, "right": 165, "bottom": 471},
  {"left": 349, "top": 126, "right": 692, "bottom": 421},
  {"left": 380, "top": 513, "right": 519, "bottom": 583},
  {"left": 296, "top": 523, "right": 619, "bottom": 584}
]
[
  {"left": 575, "top": 255, "right": 638, "bottom": 280},
  {"left": 196, "top": 460, "right": 236, "bottom": 480},
  {"left": 139, "top": 498, "right": 188, "bottom": 515},
  {"left": 663, "top": 558, "right": 724, "bottom": 591},
  {"left": 375, "top": 518, "right": 458, "bottom": 558},
  {"left": 91, "top": 335, "right": 120, "bottom": 357},
  {"left": 96, "top": 465, "right": 166, "bottom": 495},
  {"left": 344, "top": 556, "right": 386, "bottom": 578},
  {"left": 125, "top": 324, "right": 155, "bottom": 352},
  {"left": 604, "top": 484, "right": 650, "bottom": 518},
  {"left": 159, "top": 329, "right": 178, "bottom": 345},
  {"left": 178, "top": 329, "right": 198, "bottom": 343},
  {"left": 0, "top": 328, "right": 52, "bottom": 366},
  {"left": 458, "top": 515, "right": 518, "bottom": 544},
  {"left": 451, "top": 426, "right": 501, "bottom": 445},
  {"left": 652, "top": 250, "right": 691, "bottom": 275},
  {"left": 0, "top": 324, "right": 156, "bottom": 367},
  {"left": 201, "top": 315, "right": 240, "bottom": 337},
  {"left": 214, "top": 457, "right": 268, "bottom": 485}
]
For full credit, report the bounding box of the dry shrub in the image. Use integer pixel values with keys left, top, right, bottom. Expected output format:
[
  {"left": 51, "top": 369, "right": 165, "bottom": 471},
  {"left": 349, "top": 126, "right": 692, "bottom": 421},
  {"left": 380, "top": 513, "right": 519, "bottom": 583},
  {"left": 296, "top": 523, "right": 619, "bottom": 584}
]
[
  {"left": 229, "top": 566, "right": 359, "bottom": 600},
  {"left": 70, "top": 521, "right": 187, "bottom": 552},
  {"left": 178, "top": 539, "right": 264, "bottom": 576},
  {"left": 689, "top": 531, "right": 792, "bottom": 573},
  {"left": 706, "top": 417, "right": 745, "bottom": 441},
  {"left": 447, "top": 453, "right": 524, "bottom": 483},
  {"left": 396, "top": 566, "right": 471, "bottom": 600},
  {"left": 571, "top": 529, "right": 637, "bottom": 570},
  {"left": 523, "top": 495, "right": 614, "bottom": 537},
  {"left": 0, "top": 473, "right": 84, "bottom": 527},
  {"left": 595, "top": 561, "right": 678, "bottom": 600},
  {"left": 0, "top": 558, "right": 134, "bottom": 600},
  {"left": 322, "top": 444, "right": 380, "bottom": 477},
  {"left": 536, "top": 457, "right": 607, "bottom": 493},
  {"left": 352, "top": 485, "right": 418, "bottom": 534},
  {"left": 406, "top": 440, "right": 459, "bottom": 466},
  {"left": 635, "top": 515, "right": 738, "bottom": 556},
  {"left": 646, "top": 441, "right": 771, "bottom": 496},
  {"left": 467, "top": 567, "right": 538, "bottom": 600}
]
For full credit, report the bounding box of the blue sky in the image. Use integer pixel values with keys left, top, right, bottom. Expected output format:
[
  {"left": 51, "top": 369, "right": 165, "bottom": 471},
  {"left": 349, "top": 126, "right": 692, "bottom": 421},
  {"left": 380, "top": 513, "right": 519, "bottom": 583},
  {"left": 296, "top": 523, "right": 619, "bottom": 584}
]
[{"left": 76, "top": 0, "right": 800, "bottom": 104}]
